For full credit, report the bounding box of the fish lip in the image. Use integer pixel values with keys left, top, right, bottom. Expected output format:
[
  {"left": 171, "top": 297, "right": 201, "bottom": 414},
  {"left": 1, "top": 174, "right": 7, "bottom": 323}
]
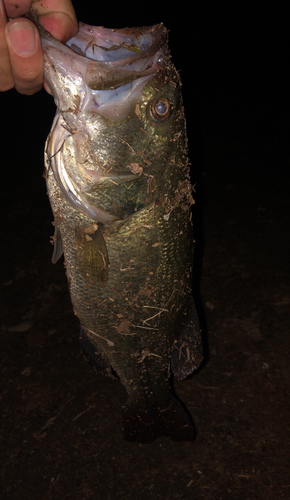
[{"left": 43, "top": 21, "right": 167, "bottom": 64}]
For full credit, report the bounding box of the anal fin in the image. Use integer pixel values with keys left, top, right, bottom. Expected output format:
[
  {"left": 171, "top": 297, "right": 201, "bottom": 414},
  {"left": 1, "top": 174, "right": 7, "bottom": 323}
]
[
  {"left": 171, "top": 308, "right": 203, "bottom": 381},
  {"left": 80, "top": 326, "right": 114, "bottom": 378}
]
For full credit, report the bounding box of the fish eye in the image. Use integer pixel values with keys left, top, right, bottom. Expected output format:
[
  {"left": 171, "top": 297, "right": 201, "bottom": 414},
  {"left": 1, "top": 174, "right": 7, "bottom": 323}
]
[{"left": 150, "top": 98, "right": 173, "bottom": 122}]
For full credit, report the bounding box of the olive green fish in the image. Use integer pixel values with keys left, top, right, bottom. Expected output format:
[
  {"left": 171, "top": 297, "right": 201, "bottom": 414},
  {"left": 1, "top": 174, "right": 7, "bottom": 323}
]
[{"left": 31, "top": 12, "right": 203, "bottom": 442}]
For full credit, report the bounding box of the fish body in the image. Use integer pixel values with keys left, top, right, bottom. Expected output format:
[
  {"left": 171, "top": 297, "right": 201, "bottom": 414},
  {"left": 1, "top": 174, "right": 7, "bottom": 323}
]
[{"left": 33, "top": 14, "right": 203, "bottom": 442}]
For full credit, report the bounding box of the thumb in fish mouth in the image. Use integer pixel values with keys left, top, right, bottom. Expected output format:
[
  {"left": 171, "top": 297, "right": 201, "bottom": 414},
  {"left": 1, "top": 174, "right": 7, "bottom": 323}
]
[{"left": 1, "top": 3, "right": 77, "bottom": 94}]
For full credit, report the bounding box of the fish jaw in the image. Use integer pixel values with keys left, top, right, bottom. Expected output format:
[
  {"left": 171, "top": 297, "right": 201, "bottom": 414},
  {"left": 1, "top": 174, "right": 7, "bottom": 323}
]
[{"left": 45, "top": 110, "right": 119, "bottom": 223}]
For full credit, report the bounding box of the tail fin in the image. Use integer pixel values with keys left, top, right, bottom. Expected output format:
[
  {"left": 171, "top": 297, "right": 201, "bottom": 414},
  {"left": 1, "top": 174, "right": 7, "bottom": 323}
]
[{"left": 122, "top": 397, "right": 195, "bottom": 443}]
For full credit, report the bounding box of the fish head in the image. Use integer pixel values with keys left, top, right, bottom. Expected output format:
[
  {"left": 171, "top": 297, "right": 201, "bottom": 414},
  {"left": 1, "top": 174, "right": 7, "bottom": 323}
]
[{"left": 42, "top": 22, "right": 188, "bottom": 223}]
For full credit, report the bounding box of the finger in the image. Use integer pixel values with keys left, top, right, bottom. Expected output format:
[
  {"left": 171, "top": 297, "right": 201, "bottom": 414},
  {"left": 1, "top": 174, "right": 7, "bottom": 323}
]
[
  {"left": 3, "top": 0, "right": 32, "bottom": 18},
  {"left": 3, "top": 0, "right": 78, "bottom": 42},
  {"left": 0, "top": 0, "right": 14, "bottom": 91},
  {"left": 33, "top": 0, "right": 78, "bottom": 42},
  {"left": 38, "top": 11, "right": 78, "bottom": 42},
  {"left": 1, "top": 0, "right": 77, "bottom": 94},
  {"left": 5, "top": 17, "right": 43, "bottom": 94}
]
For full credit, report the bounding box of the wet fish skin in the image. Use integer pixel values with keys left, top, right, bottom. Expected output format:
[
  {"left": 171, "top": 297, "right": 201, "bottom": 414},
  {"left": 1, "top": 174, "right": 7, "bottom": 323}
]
[{"left": 29, "top": 13, "right": 203, "bottom": 442}]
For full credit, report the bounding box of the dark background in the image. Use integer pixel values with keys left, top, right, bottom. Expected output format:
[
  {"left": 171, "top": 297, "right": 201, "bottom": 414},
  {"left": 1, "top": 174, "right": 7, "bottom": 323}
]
[
  {"left": 0, "top": 2, "right": 289, "bottom": 499},
  {"left": 1, "top": 1, "right": 288, "bottom": 184}
]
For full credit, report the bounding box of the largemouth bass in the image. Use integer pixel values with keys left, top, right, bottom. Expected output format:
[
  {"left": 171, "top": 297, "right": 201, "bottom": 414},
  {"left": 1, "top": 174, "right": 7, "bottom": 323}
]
[{"left": 29, "top": 12, "right": 203, "bottom": 442}]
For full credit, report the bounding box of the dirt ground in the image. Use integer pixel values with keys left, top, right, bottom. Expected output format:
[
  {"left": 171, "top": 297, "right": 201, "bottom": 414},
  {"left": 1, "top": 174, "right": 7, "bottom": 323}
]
[{"left": 0, "top": 87, "right": 289, "bottom": 499}]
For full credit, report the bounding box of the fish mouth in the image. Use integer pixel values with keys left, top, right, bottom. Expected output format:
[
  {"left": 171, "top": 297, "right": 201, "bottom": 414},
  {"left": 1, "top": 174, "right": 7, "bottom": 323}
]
[
  {"left": 36, "top": 16, "right": 168, "bottom": 121},
  {"left": 66, "top": 23, "right": 167, "bottom": 87},
  {"left": 25, "top": 11, "right": 168, "bottom": 102},
  {"left": 36, "top": 15, "right": 168, "bottom": 92},
  {"left": 67, "top": 23, "right": 164, "bottom": 61}
]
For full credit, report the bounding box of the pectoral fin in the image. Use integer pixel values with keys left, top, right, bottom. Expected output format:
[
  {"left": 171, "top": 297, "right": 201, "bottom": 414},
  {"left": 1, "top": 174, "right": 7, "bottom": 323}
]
[
  {"left": 75, "top": 224, "right": 110, "bottom": 284},
  {"left": 51, "top": 226, "right": 64, "bottom": 264}
]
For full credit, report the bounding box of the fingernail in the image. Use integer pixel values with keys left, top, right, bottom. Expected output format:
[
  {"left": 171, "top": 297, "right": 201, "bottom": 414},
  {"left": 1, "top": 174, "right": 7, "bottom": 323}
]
[{"left": 7, "top": 20, "right": 37, "bottom": 57}]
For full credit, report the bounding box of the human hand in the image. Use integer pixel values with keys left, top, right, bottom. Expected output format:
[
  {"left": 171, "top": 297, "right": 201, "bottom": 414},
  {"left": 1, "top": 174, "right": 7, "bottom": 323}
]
[{"left": 0, "top": 0, "right": 77, "bottom": 94}]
